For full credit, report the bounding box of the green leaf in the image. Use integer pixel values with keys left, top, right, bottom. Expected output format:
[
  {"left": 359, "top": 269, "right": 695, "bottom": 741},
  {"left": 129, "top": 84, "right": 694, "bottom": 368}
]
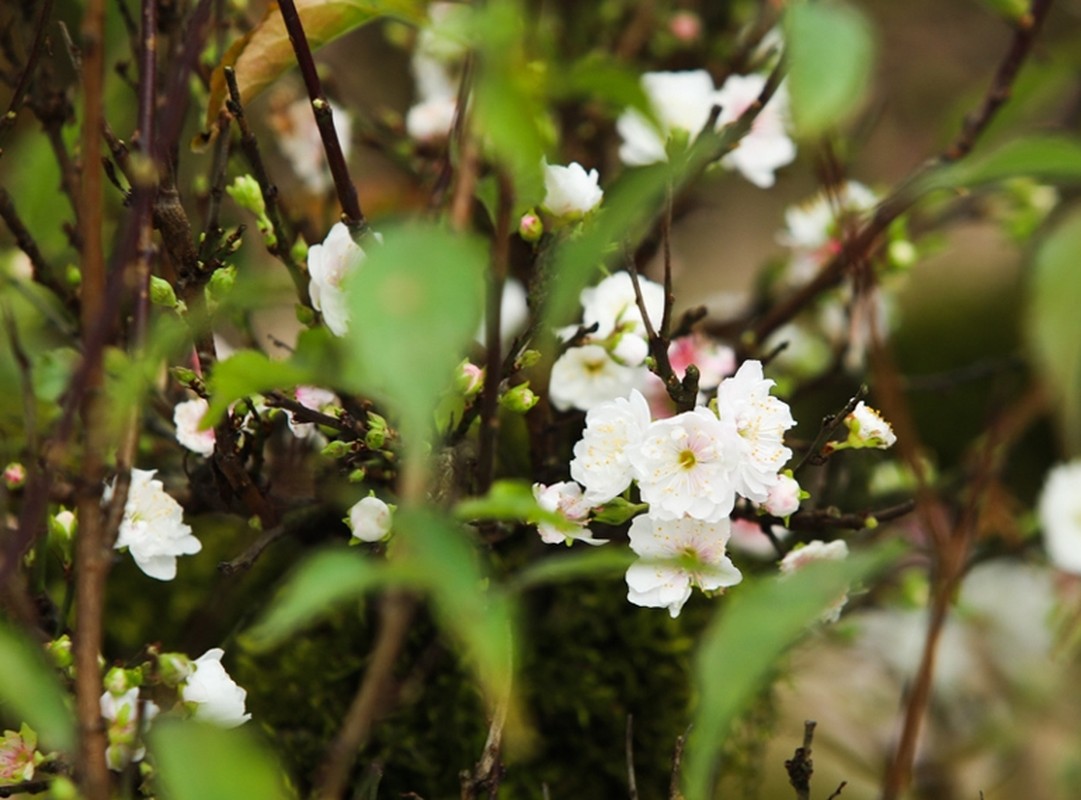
[
  {"left": 470, "top": 0, "right": 549, "bottom": 197},
  {"left": 0, "top": 622, "right": 75, "bottom": 751},
  {"left": 681, "top": 544, "right": 902, "bottom": 799},
  {"left": 396, "top": 509, "right": 518, "bottom": 715},
  {"left": 244, "top": 548, "right": 413, "bottom": 651},
  {"left": 925, "top": 136, "right": 1081, "bottom": 192},
  {"left": 508, "top": 548, "right": 635, "bottom": 593},
  {"left": 149, "top": 719, "right": 292, "bottom": 800},
  {"left": 552, "top": 54, "right": 650, "bottom": 115},
  {"left": 784, "top": 2, "right": 875, "bottom": 137},
  {"left": 1027, "top": 208, "right": 1081, "bottom": 454},
  {"left": 205, "top": 351, "right": 317, "bottom": 426},
  {"left": 977, "top": 0, "right": 1029, "bottom": 22},
  {"left": 203, "top": 0, "right": 425, "bottom": 133},
  {"left": 342, "top": 223, "right": 486, "bottom": 442}
]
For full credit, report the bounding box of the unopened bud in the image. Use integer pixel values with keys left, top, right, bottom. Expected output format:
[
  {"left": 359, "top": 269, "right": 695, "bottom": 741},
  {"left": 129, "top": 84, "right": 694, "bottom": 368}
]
[
  {"left": 519, "top": 212, "right": 544, "bottom": 242},
  {"left": 499, "top": 382, "right": 539, "bottom": 413}
]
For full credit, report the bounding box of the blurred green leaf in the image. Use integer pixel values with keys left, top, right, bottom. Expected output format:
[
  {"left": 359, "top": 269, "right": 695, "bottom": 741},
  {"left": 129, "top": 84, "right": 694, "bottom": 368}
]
[
  {"left": 204, "top": 0, "right": 424, "bottom": 132},
  {"left": 1027, "top": 208, "right": 1081, "bottom": 454},
  {"left": 244, "top": 548, "right": 415, "bottom": 651},
  {"left": 682, "top": 544, "right": 902, "bottom": 799},
  {"left": 977, "top": 0, "right": 1029, "bottom": 22},
  {"left": 32, "top": 347, "right": 79, "bottom": 403},
  {"left": 552, "top": 54, "right": 651, "bottom": 114},
  {"left": 342, "top": 224, "right": 485, "bottom": 442},
  {"left": 508, "top": 548, "right": 634, "bottom": 593},
  {"left": 471, "top": 0, "right": 549, "bottom": 198},
  {"left": 0, "top": 622, "right": 74, "bottom": 751},
  {"left": 205, "top": 351, "right": 317, "bottom": 426},
  {"left": 149, "top": 719, "right": 292, "bottom": 800},
  {"left": 925, "top": 136, "right": 1081, "bottom": 191},
  {"left": 784, "top": 2, "right": 875, "bottom": 137},
  {"left": 396, "top": 508, "right": 518, "bottom": 717}
]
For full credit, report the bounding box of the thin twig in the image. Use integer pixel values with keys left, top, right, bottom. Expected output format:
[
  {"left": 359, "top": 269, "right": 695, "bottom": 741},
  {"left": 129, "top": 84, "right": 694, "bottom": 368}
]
[
  {"left": 313, "top": 592, "right": 416, "bottom": 800},
  {"left": 626, "top": 715, "right": 639, "bottom": 800},
  {"left": 669, "top": 726, "right": 689, "bottom": 800},
  {"left": 476, "top": 172, "right": 513, "bottom": 494},
  {"left": 276, "top": 0, "right": 365, "bottom": 232},
  {"left": 0, "top": 0, "right": 55, "bottom": 146},
  {"left": 792, "top": 387, "right": 868, "bottom": 473}
]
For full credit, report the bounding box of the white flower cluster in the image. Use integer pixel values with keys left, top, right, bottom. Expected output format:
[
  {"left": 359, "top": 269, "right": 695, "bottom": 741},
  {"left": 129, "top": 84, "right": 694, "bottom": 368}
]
[
  {"left": 617, "top": 69, "right": 796, "bottom": 188},
  {"left": 550, "top": 272, "right": 664, "bottom": 412},
  {"left": 537, "top": 360, "right": 804, "bottom": 617},
  {"left": 107, "top": 469, "right": 202, "bottom": 581}
]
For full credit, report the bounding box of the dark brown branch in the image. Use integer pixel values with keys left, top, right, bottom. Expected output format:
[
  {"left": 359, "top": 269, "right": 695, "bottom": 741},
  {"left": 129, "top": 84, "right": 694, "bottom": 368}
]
[
  {"left": 0, "top": 0, "right": 55, "bottom": 146},
  {"left": 197, "top": 109, "right": 232, "bottom": 264},
  {"left": 785, "top": 720, "right": 816, "bottom": 800},
  {"left": 476, "top": 172, "right": 513, "bottom": 494},
  {"left": 277, "top": 0, "right": 365, "bottom": 232},
  {"left": 73, "top": 0, "right": 112, "bottom": 794}
]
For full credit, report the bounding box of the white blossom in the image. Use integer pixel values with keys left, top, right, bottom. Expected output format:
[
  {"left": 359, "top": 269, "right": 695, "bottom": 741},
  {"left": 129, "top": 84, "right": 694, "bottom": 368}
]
[
  {"left": 274, "top": 97, "right": 352, "bottom": 194},
  {"left": 617, "top": 70, "right": 719, "bottom": 166},
  {"left": 549, "top": 345, "right": 646, "bottom": 412},
  {"left": 173, "top": 397, "right": 215, "bottom": 457},
  {"left": 845, "top": 401, "right": 896, "bottom": 449},
  {"left": 532, "top": 481, "right": 605, "bottom": 545},
  {"left": 580, "top": 271, "right": 665, "bottom": 342},
  {"left": 629, "top": 407, "right": 739, "bottom": 522},
  {"left": 714, "top": 74, "right": 796, "bottom": 188},
  {"left": 108, "top": 469, "right": 202, "bottom": 581},
  {"left": 541, "top": 162, "right": 604, "bottom": 221},
  {"left": 181, "top": 649, "right": 251, "bottom": 728},
  {"left": 715, "top": 360, "right": 795, "bottom": 503},
  {"left": 779, "top": 181, "right": 879, "bottom": 284},
  {"left": 779, "top": 539, "right": 850, "bottom": 622},
  {"left": 307, "top": 223, "right": 373, "bottom": 337},
  {"left": 763, "top": 472, "right": 802, "bottom": 518},
  {"left": 1038, "top": 460, "right": 1081, "bottom": 574},
  {"left": 348, "top": 496, "right": 393, "bottom": 543},
  {"left": 406, "top": 93, "right": 458, "bottom": 142},
  {"left": 476, "top": 278, "right": 529, "bottom": 351},
  {"left": 287, "top": 386, "right": 339, "bottom": 440},
  {"left": 100, "top": 688, "right": 159, "bottom": 771},
  {"left": 625, "top": 515, "right": 742, "bottom": 618},
  {"left": 570, "top": 389, "right": 652, "bottom": 504}
]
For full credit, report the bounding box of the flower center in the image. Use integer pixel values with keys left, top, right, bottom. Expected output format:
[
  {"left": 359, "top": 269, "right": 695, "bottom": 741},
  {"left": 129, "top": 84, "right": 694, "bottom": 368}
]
[{"left": 678, "top": 448, "right": 697, "bottom": 470}]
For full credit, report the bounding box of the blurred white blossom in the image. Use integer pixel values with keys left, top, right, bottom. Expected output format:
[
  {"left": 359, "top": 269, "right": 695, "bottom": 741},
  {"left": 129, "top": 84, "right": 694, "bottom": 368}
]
[
  {"left": 779, "top": 539, "right": 850, "bottom": 622},
  {"left": 1038, "top": 460, "right": 1081, "bottom": 574},
  {"left": 714, "top": 74, "right": 796, "bottom": 188},
  {"left": 173, "top": 397, "right": 215, "bottom": 457},
  {"left": 308, "top": 222, "right": 374, "bottom": 337},
  {"left": 348, "top": 496, "right": 393, "bottom": 543}
]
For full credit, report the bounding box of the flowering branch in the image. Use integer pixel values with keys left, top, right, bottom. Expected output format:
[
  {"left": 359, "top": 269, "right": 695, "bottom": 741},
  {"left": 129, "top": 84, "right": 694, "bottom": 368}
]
[
  {"left": 277, "top": 0, "right": 365, "bottom": 233},
  {"left": 223, "top": 67, "right": 308, "bottom": 304}
]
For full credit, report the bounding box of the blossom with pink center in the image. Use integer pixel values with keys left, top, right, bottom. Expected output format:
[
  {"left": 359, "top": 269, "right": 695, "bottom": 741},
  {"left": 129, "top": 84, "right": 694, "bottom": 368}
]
[
  {"left": 0, "top": 725, "right": 43, "bottom": 784},
  {"left": 629, "top": 407, "right": 739, "bottom": 522},
  {"left": 625, "top": 515, "right": 742, "bottom": 618},
  {"left": 778, "top": 181, "right": 879, "bottom": 285},
  {"left": 570, "top": 389, "right": 652, "bottom": 504},
  {"left": 715, "top": 359, "right": 795, "bottom": 503},
  {"left": 714, "top": 74, "right": 796, "bottom": 188},
  {"left": 173, "top": 397, "right": 215, "bottom": 457},
  {"left": 532, "top": 481, "right": 605, "bottom": 545}
]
